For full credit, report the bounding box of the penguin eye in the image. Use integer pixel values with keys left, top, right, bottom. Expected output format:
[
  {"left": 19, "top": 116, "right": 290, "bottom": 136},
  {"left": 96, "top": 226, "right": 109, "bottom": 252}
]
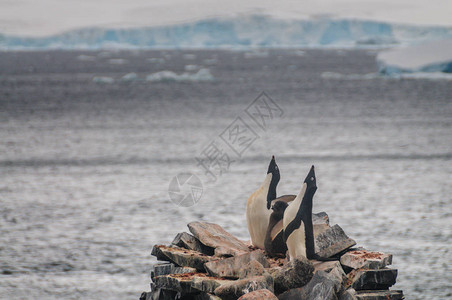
[{"left": 310, "top": 177, "right": 314, "bottom": 181}]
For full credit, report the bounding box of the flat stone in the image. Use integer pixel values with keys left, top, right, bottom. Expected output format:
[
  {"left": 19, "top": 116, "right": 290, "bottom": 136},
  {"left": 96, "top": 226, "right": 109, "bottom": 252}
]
[
  {"left": 188, "top": 222, "right": 250, "bottom": 257},
  {"left": 356, "top": 290, "right": 404, "bottom": 300},
  {"left": 277, "top": 271, "right": 340, "bottom": 300},
  {"left": 313, "top": 260, "right": 346, "bottom": 291},
  {"left": 238, "top": 289, "right": 278, "bottom": 299},
  {"left": 153, "top": 273, "right": 229, "bottom": 294},
  {"left": 339, "top": 288, "right": 358, "bottom": 300},
  {"left": 139, "top": 291, "right": 152, "bottom": 300},
  {"left": 151, "top": 262, "right": 197, "bottom": 281},
  {"left": 214, "top": 275, "right": 274, "bottom": 300},
  {"left": 194, "top": 293, "right": 223, "bottom": 300},
  {"left": 205, "top": 250, "right": 269, "bottom": 279},
  {"left": 172, "top": 232, "right": 215, "bottom": 256},
  {"left": 313, "top": 212, "right": 330, "bottom": 225},
  {"left": 272, "top": 257, "right": 314, "bottom": 294},
  {"left": 239, "top": 260, "right": 266, "bottom": 279},
  {"left": 315, "top": 224, "right": 357, "bottom": 258},
  {"left": 340, "top": 250, "right": 392, "bottom": 270},
  {"left": 148, "top": 283, "right": 179, "bottom": 300},
  {"left": 151, "top": 245, "right": 212, "bottom": 272},
  {"left": 346, "top": 268, "right": 398, "bottom": 290}
]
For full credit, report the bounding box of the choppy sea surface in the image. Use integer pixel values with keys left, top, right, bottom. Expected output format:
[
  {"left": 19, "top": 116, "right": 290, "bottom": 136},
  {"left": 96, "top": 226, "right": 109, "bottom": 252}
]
[{"left": 0, "top": 49, "right": 451, "bottom": 299}]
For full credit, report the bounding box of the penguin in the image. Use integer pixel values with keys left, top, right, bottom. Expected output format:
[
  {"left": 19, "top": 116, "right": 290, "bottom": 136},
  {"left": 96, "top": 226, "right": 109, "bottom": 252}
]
[
  {"left": 264, "top": 200, "right": 288, "bottom": 256},
  {"left": 283, "top": 165, "right": 334, "bottom": 261},
  {"left": 246, "top": 156, "right": 295, "bottom": 249}
]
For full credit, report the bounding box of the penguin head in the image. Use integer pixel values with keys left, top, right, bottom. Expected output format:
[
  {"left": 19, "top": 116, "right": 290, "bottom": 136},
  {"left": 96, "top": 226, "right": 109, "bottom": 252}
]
[
  {"left": 271, "top": 201, "right": 288, "bottom": 219},
  {"left": 303, "top": 165, "right": 317, "bottom": 192},
  {"left": 271, "top": 200, "right": 288, "bottom": 213},
  {"left": 267, "top": 155, "right": 280, "bottom": 209}
]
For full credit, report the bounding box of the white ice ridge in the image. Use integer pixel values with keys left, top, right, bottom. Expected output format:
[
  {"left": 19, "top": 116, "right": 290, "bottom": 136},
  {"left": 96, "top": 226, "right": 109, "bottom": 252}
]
[
  {"left": 145, "top": 69, "right": 214, "bottom": 82},
  {"left": 377, "top": 39, "right": 452, "bottom": 74},
  {"left": 1, "top": 16, "right": 452, "bottom": 50},
  {"left": 1, "top": 0, "right": 452, "bottom": 37}
]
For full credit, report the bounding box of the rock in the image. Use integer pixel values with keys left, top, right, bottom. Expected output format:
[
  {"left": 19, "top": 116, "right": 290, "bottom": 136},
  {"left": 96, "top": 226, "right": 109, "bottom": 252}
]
[
  {"left": 313, "top": 212, "right": 331, "bottom": 237},
  {"left": 238, "top": 289, "right": 278, "bottom": 299},
  {"left": 313, "top": 260, "right": 347, "bottom": 288},
  {"left": 151, "top": 262, "right": 197, "bottom": 281},
  {"left": 339, "top": 288, "right": 358, "bottom": 300},
  {"left": 239, "top": 260, "right": 266, "bottom": 279},
  {"left": 205, "top": 250, "right": 269, "bottom": 279},
  {"left": 278, "top": 271, "right": 341, "bottom": 300},
  {"left": 188, "top": 222, "right": 250, "bottom": 257},
  {"left": 172, "top": 232, "right": 215, "bottom": 256},
  {"left": 315, "top": 224, "right": 357, "bottom": 258},
  {"left": 356, "top": 290, "right": 404, "bottom": 300},
  {"left": 194, "top": 293, "right": 223, "bottom": 300},
  {"left": 313, "top": 212, "right": 330, "bottom": 225},
  {"left": 151, "top": 245, "right": 212, "bottom": 272},
  {"left": 139, "top": 291, "right": 152, "bottom": 300},
  {"left": 340, "top": 250, "right": 392, "bottom": 270},
  {"left": 153, "top": 272, "right": 229, "bottom": 294},
  {"left": 148, "top": 284, "right": 179, "bottom": 300},
  {"left": 272, "top": 257, "right": 314, "bottom": 294},
  {"left": 214, "top": 275, "right": 274, "bottom": 300},
  {"left": 346, "top": 268, "right": 398, "bottom": 290}
]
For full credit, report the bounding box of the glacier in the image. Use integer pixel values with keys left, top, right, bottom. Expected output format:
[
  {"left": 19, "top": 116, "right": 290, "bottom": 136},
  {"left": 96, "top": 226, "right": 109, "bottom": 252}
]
[
  {"left": 1, "top": 15, "right": 452, "bottom": 50},
  {"left": 377, "top": 39, "right": 452, "bottom": 75}
]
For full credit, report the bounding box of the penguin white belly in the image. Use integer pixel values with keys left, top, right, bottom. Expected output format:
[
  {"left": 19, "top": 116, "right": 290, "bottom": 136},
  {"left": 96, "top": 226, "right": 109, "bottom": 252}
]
[
  {"left": 246, "top": 193, "right": 271, "bottom": 249},
  {"left": 285, "top": 224, "right": 307, "bottom": 261}
]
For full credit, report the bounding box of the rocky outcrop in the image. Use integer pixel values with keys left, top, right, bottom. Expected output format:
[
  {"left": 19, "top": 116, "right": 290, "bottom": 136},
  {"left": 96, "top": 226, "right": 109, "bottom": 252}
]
[
  {"left": 213, "top": 274, "right": 274, "bottom": 299},
  {"left": 315, "top": 224, "right": 357, "bottom": 258},
  {"left": 238, "top": 289, "right": 278, "bottom": 299},
  {"left": 271, "top": 257, "right": 314, "bottom": 294},
  {"left": 204, "top": 250, "right": 269, "bottom": 279},
  {"left": 142, "top": 219, "right": 403, "bottom": 300},
  {"left": 188, "top": 222, "right": 250, "bottom": 257}
]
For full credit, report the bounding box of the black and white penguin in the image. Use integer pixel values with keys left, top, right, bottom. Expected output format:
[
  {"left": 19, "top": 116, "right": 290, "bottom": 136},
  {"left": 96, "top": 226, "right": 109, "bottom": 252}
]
[
  {"left": 264, "top": 200, "right": 288, "bottom": 256},
  {"left": 283, "top": 165, "right": 333, "bottom": 261},
  {"left": 246, "top": 156, "right": 295, "bottom": 249}
]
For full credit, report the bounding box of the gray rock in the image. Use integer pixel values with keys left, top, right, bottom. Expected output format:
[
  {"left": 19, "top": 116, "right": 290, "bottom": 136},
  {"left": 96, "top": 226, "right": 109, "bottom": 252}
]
[
  {"left": 340, "top": 250, "right": 392, "bottom": 270},
  {"left": 139, "top": 291, "right": 152, "bottom": 300},
  {"left": 214, "top": 275, "right": 274, "bottom": 300},
  {"left": 347, "top": 268, "right": 398, "bottom": 290},
  {"left": 172, "top": 232, "right": 215, "bottom": 256},
  {"left": 239, "top": 260, "right": 266, "bottom": 279},
  {"left": 313, "top": 212, "right": 330, "bottom": 225},
  {"left": 151, "top": 244, "right": 212, "bottom": 272},
  {"left": 148, "top": 284, "right": 179, "bottom": 300},
  {"left": 313, "top": 260, "right": 347, "bottom": 291},
  {"left": 356, "top": 290, "right": 404, "bottom": 300},
  {"left": 238, "top": 289, "right": 278, "bottom": 299},
  {"left": 204, "top": 250, "right": 269, "bottom": 279},
  {"left": 153, "top": 273, "right": 229, "bottom": 294},
  {"left": 339, "top": 288, "right": 358, "bottom": 300},
  {"left": 272, "top": 257, "right": 314, "bottom": 294},
  {"left": 151, "top": 262, "right": 197, "bottom": 281},
  {"left": 194, "top": 293, "right": 223, "bottom": 300},
  {"left": 188, "top": 222, "right": 250, "bottom": 257},
  {"left": 277, "top": 271, "right": 339, "bottom": 300},
  {"left": 315, "top": 224, "right": 357, "bottom": 258}
]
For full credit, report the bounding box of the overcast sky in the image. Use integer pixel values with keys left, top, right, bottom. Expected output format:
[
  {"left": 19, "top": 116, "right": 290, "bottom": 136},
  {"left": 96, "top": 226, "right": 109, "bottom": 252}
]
[{"left": 1, "top": 0, "right": 451, "bottom": 37}]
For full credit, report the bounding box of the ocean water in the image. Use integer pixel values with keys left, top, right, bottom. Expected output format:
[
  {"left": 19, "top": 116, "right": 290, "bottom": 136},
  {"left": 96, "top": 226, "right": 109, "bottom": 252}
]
[{"left": 0, "top": 49, "right": 451, "bottom": 299}]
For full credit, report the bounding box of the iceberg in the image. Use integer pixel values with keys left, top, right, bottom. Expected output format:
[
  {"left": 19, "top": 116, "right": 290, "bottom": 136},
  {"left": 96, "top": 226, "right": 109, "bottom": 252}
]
[
  {"left": 1, "top": 16, "right": 452, "bottom": 50},
  {"left": 377, "top": 39, "right": 452, "bottom": 75},
  {"left": 145, "top": 68, "right": 214, "bottom": 82}
]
